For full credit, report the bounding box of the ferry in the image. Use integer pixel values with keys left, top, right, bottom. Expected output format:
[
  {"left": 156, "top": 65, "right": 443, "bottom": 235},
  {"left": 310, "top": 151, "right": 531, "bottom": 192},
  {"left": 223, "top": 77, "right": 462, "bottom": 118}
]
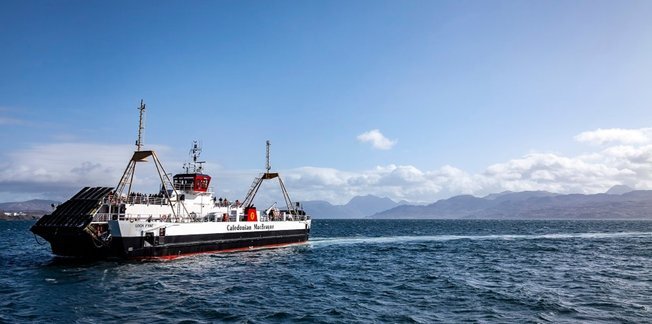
[{"left": 30, "top": 101, "right": 311, "bottom": 259}]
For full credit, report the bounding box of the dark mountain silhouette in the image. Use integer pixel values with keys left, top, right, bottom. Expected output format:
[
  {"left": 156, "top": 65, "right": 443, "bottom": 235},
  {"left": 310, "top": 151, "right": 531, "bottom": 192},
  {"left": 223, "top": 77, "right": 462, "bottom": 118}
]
[
  {"left": 3, "top": 185, "right": 649, "bottom": 220},
  {"left": 302, "top": 195, "right": 405, "bottom": 219},
  {"left": 372, "top": 188, "right": 652, "bottom": 220}
]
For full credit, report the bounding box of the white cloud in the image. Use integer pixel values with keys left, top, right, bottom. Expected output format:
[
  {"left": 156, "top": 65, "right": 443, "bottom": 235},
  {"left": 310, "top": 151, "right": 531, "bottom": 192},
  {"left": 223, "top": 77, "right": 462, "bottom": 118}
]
[
  {"left": 4, "top": 127, "right": 652, "bottom": 205},
  {"left": 281, "top": 127, "right": 652, "bottom": 203},
  {"left": 357, "top": 129, "right": 397, "bottom": 150},
  {"left": 574, "top": 128, "right": 652, "bottom": 145},
  {"left": 482, "top": 152, "right": 635, "bottom": 194},
  {"left": 0, "top": 142, "right": 174, "bottom": 201}
]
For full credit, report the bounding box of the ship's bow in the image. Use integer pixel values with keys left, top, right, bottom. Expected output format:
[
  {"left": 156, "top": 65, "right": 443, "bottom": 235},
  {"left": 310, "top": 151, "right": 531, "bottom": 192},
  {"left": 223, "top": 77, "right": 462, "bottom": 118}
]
[{"left": 31, "top": 187, "right": 114, "bottom": 258}]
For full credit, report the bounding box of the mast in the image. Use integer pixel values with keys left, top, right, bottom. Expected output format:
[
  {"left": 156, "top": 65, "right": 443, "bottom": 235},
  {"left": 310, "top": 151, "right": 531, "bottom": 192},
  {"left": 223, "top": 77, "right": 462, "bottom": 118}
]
[
  {"left": 241, "top": 140, "right": 297, "bottom": 214},
  {"left": 113, "top": 100, "right": 189, "bottom": 221},
  {"left": 136, "top": 100, "right": 145, "bottom": 151},
  {"left": 266, "top": 140, "right": 271, "bottom": 173},
  {"left": 184, "top": 140, "right": 205, "bottom": 173}
]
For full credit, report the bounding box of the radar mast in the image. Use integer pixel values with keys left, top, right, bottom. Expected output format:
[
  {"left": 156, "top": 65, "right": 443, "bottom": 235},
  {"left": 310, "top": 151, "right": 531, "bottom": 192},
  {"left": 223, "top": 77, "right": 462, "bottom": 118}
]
[
  {"left": 136, "top": 100, "right": 146, "bottom": 151},
  {"left": 266, "top": 140, "right": 271, "bottom": 173},
  {"left": 184, "top": 140, "right": 205, "bottom": 173}
]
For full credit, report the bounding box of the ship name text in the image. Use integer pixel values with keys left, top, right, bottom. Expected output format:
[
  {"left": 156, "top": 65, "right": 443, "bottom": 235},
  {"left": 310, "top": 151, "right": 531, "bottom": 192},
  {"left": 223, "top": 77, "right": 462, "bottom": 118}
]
[{"left": 227, "top": 224, "right": 275, "bottom": 231}]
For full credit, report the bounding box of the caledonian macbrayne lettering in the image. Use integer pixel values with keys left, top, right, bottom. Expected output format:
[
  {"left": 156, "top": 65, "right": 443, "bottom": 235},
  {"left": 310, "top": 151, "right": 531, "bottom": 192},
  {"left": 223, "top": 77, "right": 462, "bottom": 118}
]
[{"left": 227, "top": 224, "right": 275, "bottom": 231}]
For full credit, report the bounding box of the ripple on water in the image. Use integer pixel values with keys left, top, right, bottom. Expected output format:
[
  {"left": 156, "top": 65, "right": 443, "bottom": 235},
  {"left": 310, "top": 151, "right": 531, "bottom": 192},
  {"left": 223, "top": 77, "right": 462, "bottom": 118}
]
[{"left": 2, "top": 220, "right": 652, "bottom": 322}]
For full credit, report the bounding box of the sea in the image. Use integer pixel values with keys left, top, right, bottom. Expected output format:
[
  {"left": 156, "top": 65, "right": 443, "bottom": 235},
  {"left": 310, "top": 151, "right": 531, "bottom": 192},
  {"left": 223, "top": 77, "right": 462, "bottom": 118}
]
[{"left": 1, "top": 219, "right": 651, "bottom": 323}]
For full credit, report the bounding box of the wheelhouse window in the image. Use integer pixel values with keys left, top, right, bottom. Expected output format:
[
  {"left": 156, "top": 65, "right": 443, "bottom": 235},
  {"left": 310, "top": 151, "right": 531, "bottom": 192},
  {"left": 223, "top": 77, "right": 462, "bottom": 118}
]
[{"left": 173, "top": 175, "right": 195, "bottom": 191}]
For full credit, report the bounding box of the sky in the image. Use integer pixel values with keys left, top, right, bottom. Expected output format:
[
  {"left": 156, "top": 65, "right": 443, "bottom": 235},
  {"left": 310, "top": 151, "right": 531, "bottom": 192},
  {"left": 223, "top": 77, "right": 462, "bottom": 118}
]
[{"left": 1, "top": 0, "right": 652, "bottom": 204}]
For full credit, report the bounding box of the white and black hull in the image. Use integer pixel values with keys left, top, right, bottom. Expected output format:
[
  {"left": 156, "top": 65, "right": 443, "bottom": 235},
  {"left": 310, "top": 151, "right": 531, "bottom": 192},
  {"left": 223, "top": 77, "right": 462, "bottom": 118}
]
[
  {"left": 33, "top": 221, "right": 310, "bottom": 260},
  {"left": 108, "top": 220, "right": 311, "bottom": 259},
  {"left": 30, "top": 187, "right": 311, "bottom": 260}
]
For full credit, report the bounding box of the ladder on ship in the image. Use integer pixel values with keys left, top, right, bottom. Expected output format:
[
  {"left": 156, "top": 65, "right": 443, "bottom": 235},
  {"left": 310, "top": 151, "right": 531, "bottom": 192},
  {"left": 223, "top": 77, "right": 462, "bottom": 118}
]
[{"left": 241, "top": 141, "right": 297, "bottom": 215}]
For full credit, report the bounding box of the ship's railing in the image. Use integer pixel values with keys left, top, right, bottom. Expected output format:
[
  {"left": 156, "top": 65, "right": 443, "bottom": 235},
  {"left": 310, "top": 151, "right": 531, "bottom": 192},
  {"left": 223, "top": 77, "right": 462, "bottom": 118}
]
[
  {"left": 94, "top": 213, "right": 179, "bottom": 222},
  {"left": 263, "top": 209, "right": 310, "bottom": 221},
  {"left": 94, "top": 213, "right": 112, "bottom": 222},
  {"left": 204, "top": 212, "right": 236, "bottom": 222},
  {"left": 93, "top": 213, "right": 174, "bottom": 222},
  {"left": 102, "top": 194, "right": 172, "bottom": 206},
  {"left": 93, "top": 211, "right": 310, "bottom": 223},
  {"left": 258, "top": 213, "right": 310, "bottom": 222},
  {"left": 174, "top": 183, "right": 193, "bottom": 191}
]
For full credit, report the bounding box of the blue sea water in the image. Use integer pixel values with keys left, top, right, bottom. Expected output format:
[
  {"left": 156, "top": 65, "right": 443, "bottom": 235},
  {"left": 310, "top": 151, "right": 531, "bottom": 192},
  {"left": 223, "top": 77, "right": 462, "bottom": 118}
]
[{"left": 1, "top": 219, "right": 652, "bottom": 323}]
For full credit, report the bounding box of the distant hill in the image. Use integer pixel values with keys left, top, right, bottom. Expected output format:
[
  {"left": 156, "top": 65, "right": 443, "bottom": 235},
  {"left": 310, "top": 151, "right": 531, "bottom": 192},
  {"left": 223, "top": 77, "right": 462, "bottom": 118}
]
[
  {"left": 3, "top": 185, "right": 649, "bottom": 221},
  {"left": 0, "top": 199, "right": 59, "bottom": 220},
  {"left": 302, "top": 195, "right": 406, "bottom": 219},
  {"left": 346, "top": 195, "right": 400, "bottom": 215},
  {"left": 484, "top": 190, "right": 558, "bottom": 202},
  {"left": 606, "top": 185, "right": 634, "bottom": 195},
  {"left": 371, "top": 189, "right": 652, "bottom": 220},
  {"left": 0, "top": 199, "right": 59, "bottom": 213}
]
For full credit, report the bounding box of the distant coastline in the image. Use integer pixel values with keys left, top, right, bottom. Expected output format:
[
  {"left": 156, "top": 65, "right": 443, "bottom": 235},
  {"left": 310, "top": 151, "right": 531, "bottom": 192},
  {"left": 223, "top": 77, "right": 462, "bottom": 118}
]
[
  {"left": 371, "top": 189, "right": 652, "bottom": 220},
  {"left": 0, "top": 199, "right": 58, "bottom": 221},
  {"left": 305, "top": 186, "right": 652, "bottom": 220},
  {"left": 0, "top": 213, "right": 43, "bottom": 221},
  {"left": 3, "top": 186, "right": 652, "bottom": 221}
]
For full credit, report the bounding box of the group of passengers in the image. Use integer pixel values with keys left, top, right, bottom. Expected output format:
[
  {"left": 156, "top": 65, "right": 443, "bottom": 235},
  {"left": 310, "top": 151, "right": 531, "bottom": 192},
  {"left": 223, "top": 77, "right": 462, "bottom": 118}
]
[
  {"left": 213, "top": 197, "right": 241, "bottom": 207},
  {"left": 130, "top": 192, "right": 168, "bottom": 205},
  {"left": 105, "top": 192, "right": 169, "bottom": 205}
]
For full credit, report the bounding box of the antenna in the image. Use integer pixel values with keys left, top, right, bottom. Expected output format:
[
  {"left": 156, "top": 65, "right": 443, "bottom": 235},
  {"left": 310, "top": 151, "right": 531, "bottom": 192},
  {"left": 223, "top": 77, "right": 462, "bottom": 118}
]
[
  {"left": 266, "top": 140, "right": 271, "bottom": 173},
  {"left": 136, "top": 99, "right": 146, "bottom": 151},
  {"left": 188, "top": 140, "right": 205, "bottom": 173}
]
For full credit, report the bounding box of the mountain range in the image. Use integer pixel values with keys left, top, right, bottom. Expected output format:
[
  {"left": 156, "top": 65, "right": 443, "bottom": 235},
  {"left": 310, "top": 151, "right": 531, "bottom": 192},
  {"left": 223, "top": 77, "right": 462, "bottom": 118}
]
[
  {"left": 301, "top": 195, "right": 408, "bottom": 219},
  {"left": 0, "top": 199, "right": 59, "bottom": 220},
  {"left": 372, "top": 186, "right": 652, "bottom": 219},
  {"left": 0, "top": 199, "right": 59, "bottom": 213},
  {"left": 2, "top": 185, "right": 651, "bottom": 220}
]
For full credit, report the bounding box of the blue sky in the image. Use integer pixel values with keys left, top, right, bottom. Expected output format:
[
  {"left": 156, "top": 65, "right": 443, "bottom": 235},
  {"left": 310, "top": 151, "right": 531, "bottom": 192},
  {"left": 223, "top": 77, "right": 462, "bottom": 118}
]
[{"left": 2, "top": 1, "right": 652, "bottom": 204}]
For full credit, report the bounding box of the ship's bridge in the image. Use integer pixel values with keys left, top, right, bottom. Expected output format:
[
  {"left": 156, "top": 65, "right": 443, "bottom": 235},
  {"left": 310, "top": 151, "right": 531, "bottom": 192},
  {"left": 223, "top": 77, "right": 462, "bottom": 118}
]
[{"left": 173, "top": 173, "right": 211, "bottom": 193}]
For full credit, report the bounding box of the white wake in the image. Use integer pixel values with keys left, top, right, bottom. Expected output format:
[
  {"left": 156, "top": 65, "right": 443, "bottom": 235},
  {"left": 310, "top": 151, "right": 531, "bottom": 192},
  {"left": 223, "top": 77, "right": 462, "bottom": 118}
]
[{"left": 308, "top": 231, "right": 652, "bottom": 247}]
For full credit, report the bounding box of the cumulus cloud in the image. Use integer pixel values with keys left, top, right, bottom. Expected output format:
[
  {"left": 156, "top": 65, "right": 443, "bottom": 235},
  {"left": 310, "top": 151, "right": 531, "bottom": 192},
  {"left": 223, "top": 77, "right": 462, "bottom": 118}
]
[
  {"left": 357, "top": 129, "right": 397, "bottom": 150},
  {"left": 4, "top": 127, "right": 652, "bottom": 204},
  {"left": 574, "top": 128, "right": 652, "bottom": 145},
  {"left": 482, "top": 152, "right": 635, "bottom": 194},
  {"left": 278, "top": 164, "right": 482, "bottom": 204},
  {"left": 281, "top": 127, "right": 652, "bottom": 203},
  {"left": 0, "top": 142, "right": 174, "bottom": 201}
]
